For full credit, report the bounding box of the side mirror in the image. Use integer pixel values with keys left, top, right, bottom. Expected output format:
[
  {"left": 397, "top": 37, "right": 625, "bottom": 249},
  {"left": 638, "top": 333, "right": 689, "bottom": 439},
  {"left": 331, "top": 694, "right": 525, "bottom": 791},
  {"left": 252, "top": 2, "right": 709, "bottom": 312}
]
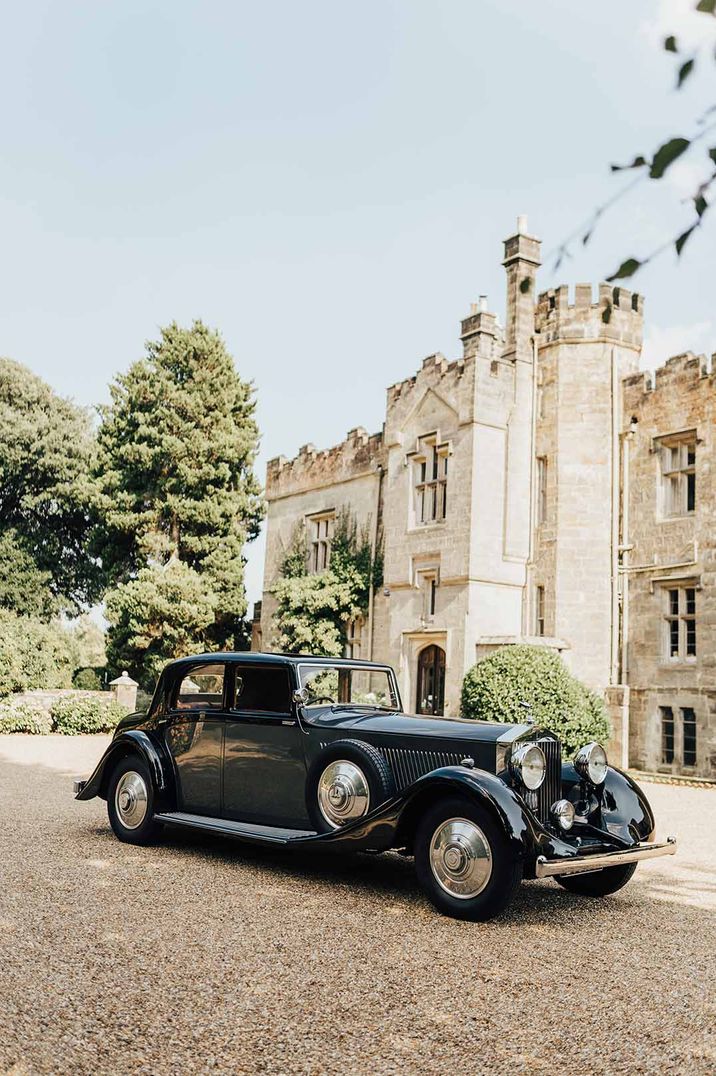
[{"left": 292, "top": 688, "right": 308, "bottom": 707}]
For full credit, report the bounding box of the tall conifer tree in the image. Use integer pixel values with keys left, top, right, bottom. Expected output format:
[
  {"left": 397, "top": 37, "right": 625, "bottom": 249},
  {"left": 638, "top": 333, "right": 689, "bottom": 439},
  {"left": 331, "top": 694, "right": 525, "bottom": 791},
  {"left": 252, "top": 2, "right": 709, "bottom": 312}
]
[{"left": 95, "top": 320, "right": 263, "bottom": 676}]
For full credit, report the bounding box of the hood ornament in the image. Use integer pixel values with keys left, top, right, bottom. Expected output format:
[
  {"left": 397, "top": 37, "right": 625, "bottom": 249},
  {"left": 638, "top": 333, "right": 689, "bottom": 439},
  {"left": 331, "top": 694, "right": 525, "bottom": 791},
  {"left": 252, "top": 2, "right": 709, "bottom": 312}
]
[{"left": 518, "top": 699, "right": 536, "bottom": 725}]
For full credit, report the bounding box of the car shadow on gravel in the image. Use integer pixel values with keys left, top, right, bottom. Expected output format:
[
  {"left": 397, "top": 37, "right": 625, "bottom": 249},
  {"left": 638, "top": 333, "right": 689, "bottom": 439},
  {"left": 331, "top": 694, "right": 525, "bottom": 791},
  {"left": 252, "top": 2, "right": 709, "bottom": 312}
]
[{"left": 87, "top": 819, "right": 687, "bottom": 926}]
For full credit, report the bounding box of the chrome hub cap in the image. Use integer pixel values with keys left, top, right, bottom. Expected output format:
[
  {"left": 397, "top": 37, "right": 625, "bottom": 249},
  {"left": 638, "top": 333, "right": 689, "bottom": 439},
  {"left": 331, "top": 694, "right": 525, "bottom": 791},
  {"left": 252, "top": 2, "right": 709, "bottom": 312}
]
[
  {"left": 114, "top": 771, "right": 148, "bottom": 830},
  {"left": 429, "top": 818, "right": 493, "bottom": 899},
  {"left": 317, "top": 761, "right": 370, "bottom": 829}
]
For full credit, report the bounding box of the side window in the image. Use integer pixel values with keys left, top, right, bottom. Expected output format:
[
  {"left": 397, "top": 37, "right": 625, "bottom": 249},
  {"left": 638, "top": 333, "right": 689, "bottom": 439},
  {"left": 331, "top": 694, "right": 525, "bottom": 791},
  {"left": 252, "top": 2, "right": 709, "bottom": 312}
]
[
  {"left": 173, "top": 663, "right": 226, "bottom": 711},
  {"left": 233, "top": 666, "right": 291, "bottom": 714}
]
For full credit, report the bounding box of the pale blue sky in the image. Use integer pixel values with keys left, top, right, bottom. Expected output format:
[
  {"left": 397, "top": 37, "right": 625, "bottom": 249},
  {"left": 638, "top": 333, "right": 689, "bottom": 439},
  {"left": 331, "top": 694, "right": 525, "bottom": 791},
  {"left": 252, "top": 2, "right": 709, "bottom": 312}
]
[{"left": 2, "top": 0, "right": 714, "bottom": 607}]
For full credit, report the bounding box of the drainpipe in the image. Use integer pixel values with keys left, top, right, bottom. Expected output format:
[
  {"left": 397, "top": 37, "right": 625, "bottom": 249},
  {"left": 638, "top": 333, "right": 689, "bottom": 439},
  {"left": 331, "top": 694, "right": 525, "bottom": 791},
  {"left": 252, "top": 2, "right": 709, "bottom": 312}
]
[
  {"left": 367, "top": 463, "right": 384, "bottom": 660},
  {"left": 620, "top": 425, "right": 632, "bottom": 683},
  {"left": 610, "top": 348, "right": 620, "bottom": 686},
  {"left": 522, "top": 333, "right": 539, "bottom": 637}
]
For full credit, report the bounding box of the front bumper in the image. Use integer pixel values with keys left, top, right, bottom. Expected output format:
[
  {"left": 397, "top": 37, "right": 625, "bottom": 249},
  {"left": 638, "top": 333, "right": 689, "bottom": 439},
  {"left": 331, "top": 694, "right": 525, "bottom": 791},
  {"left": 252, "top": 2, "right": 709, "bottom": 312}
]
[{"left": 535, "top": 836, "right": 677, "bottom": 878}]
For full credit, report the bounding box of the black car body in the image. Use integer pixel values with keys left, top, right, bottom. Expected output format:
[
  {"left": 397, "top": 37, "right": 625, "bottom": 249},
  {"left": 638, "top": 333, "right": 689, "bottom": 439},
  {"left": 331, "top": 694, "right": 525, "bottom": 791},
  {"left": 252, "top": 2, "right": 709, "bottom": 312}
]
[{"left": 74, "top": 652, "right": 676, "bottom": 920}]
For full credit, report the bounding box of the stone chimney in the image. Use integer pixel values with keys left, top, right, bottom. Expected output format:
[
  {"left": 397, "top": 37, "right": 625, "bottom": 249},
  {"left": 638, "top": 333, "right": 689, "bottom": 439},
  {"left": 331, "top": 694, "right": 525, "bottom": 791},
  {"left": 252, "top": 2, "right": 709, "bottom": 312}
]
[
  {"left": 501, "top": 216, "right": 541, "bottom": 563},
  {"left": 460, "top": 295, "right": 498, "bottom": 360},
  {"left": 502, "top": 215, "right": 541, "bottom": 363}
]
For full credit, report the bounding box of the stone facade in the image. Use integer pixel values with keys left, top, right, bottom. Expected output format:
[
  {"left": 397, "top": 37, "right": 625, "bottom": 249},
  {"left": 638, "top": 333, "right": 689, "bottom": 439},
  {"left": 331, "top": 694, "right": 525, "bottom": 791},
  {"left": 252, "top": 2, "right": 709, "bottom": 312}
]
[
  {"left": 621, "top": 354, "right": 716, "bottom": 778},
  {"left": 258, "top": 219, "right": 715, "bottom": 778}
]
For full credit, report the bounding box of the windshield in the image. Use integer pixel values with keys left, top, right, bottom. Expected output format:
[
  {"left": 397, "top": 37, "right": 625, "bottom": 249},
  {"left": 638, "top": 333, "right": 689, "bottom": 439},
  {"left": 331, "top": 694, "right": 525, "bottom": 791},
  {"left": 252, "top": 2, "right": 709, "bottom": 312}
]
[{"left": 298, "top": 664, "right": 400, "bottom": 711}]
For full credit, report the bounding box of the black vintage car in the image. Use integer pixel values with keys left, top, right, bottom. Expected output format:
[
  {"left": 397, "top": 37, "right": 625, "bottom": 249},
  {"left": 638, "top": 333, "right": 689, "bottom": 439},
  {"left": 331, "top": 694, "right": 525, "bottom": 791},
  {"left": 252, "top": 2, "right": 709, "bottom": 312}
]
[{"left": 74, "top": 652, "right": 676, "bottom": 920}]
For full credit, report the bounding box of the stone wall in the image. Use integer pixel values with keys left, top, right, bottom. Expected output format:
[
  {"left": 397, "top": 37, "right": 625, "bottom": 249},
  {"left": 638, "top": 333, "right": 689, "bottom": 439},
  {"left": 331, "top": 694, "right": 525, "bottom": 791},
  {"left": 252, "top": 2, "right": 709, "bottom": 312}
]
[
  {"left": 260, "top": 427, "right": 385, "bottom": 651},
  {"left": 622, "top": 352, "right": 716, "bottom": 777},
  {"left": 10, "top": 689, "right": 110, "bottom": 712}
]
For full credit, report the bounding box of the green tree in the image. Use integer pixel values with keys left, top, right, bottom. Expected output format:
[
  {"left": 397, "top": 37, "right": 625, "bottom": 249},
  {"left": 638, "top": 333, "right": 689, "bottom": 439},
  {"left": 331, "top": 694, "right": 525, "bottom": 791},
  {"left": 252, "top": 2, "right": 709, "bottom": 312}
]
[
  {"left": 0, "top": 610, "right": 76, "bottom": 698},
  {"left": 94, "top": 320, "right": 264, "bottom": 656},
  {"left": 272, "top": 512, "right": 382, "bottom": 656},
  {"left": 0, "top": 531, "right": 56, "bottom": 620},
  {"left": 0, "top": 359, "right": 99, "bottom": 615},
  {"left": 104, "top": 559, "right": 219, "bottom": 688},
  {"left": 460, "top": 645, "right": 610, "bottom": 755}
]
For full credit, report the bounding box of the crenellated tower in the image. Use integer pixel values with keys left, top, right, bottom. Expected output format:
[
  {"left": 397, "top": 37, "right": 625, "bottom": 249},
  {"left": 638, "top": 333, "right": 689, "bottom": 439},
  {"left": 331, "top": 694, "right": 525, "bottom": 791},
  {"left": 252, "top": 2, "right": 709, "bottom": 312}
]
[{"left": 532, "top": 281, "right": 643, "bottom": 698}]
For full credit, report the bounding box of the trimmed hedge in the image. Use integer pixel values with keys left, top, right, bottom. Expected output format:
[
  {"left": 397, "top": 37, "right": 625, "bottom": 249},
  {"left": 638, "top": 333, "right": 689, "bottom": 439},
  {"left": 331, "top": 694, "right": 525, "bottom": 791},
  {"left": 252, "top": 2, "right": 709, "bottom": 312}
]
[
  {"left": 0, "top": 702, "right": 53, "bottom": 735},
  {"left": 50, "top": 697, "right": 129, "bottom": 735},
  {"left": 460, "top": 644, "right": 610, "bottom": 755}
]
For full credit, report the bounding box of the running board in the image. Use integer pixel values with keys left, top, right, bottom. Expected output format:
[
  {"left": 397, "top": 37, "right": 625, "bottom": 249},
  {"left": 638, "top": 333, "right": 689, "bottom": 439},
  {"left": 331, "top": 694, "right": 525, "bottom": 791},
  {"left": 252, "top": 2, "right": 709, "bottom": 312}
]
[{"left": 154, "top": 812, "right": 317, "bottom": 845}]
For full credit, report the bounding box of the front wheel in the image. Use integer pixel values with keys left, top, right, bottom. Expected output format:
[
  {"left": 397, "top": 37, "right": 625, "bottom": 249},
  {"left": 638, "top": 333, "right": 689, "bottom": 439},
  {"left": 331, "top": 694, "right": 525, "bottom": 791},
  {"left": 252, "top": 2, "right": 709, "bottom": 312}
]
[
  {"left": 414, "top": 797, "right": 521, "bottom": 921},
  {"left": 555, "top": 863, "right": 637, "bottom": 897},
  {"left": 107, "top": 756, "right": 162, "bottom": 846}
]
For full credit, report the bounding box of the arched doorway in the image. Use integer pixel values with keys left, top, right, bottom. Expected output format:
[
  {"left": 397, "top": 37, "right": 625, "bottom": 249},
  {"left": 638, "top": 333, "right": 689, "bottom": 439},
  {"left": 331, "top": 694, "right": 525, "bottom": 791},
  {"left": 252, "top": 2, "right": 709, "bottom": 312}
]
[{"left": 416, "top": 644, "right": 446, "bottom": 716}]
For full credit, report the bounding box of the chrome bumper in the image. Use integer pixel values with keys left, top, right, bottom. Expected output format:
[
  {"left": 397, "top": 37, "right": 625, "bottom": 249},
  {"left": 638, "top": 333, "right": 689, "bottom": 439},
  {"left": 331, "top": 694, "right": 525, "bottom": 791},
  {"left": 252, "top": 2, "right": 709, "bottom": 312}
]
[
  {"left": 535, "top": 836, "right": 677, "bottom": 878},
  {"left": 72, "top": 778, "right": 87, "bottom": 795}
]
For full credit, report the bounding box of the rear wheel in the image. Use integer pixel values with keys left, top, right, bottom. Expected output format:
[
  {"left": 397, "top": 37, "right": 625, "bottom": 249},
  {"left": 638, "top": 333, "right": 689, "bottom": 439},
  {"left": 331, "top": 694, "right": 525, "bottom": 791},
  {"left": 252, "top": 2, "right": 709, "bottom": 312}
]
[
  {"left": 107, "top": 756, "right": 161, "bottom": 846},
  {"left": 414, "top": 796, "right": 521, "bottom": 921},
  {"left": 555, "top": 863, "right": 637, "bottom": 897}
]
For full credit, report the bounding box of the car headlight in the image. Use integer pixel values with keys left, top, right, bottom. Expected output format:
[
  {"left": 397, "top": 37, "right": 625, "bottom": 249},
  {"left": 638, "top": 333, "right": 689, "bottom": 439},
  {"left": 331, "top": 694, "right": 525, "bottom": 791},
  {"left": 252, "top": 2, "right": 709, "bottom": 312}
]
[
  {"left": 551, "top": 799, "right": 575, "bottom": 831},
  {"left": 574, "top": 742, "right": 608, "bottom": 785},
  {"left": 510, "top": 743, "right": 546, "bottom": 790}
]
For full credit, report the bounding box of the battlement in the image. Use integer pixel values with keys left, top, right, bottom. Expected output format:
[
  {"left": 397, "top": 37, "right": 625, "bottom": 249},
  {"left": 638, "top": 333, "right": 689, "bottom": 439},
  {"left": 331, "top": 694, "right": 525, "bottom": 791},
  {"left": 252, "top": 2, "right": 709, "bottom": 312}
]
[
  {"left": 387, "top": 351, "right": 470, "bottom": 406},
  {"left": 266, "top": 425, "right": 385, "bottom": 498},
  {"left": 623, "top": 351, "right": 715, "bottom": 399},
  {"left": 536, "top": 283, "right": 644, "bottom": 349}
]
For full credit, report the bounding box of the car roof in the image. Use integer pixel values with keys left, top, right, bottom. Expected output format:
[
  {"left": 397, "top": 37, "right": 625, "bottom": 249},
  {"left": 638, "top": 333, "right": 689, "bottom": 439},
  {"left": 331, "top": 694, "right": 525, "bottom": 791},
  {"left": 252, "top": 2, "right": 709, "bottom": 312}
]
[{"left": 166, "top": 652, "right": 392, "bottom": 669}]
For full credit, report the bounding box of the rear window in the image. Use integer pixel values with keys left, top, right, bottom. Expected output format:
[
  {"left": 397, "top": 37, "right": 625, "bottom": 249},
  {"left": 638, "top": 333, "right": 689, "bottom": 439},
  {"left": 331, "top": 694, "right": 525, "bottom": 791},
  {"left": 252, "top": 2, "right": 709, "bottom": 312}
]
[{"left": 173, "top": 664, "right": 225, "bottom": 711}]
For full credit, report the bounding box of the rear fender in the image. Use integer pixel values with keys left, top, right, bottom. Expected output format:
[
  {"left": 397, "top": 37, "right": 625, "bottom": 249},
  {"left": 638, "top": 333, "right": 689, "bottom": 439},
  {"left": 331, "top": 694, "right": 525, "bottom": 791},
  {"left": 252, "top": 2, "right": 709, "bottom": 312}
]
[{"left": 75, "top": 730, "right": 173, "bottom": 808}]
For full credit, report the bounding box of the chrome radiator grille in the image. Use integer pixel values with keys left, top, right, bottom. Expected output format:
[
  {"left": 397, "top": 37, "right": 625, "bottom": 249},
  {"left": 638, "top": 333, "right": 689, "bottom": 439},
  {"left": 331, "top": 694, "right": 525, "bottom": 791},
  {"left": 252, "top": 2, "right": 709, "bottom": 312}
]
[
  {"left": 380, "top": 747, "right": 463, "bottom": 791},
  {"left": 532, "top": 736, "right": 562, "bottom": 823}
]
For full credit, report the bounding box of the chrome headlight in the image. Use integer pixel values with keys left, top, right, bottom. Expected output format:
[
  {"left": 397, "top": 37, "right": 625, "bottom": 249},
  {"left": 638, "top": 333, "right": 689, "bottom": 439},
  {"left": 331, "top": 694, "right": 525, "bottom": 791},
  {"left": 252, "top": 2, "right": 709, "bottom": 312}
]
[
  {"left": 510, "top": 743, "right": 546, "bottom": 790},
  {"left": 574, "top": 742, "right": 608, "bottom": 785},
  {"left": 551, "top": 799, "right": 575, "bottom": 831}
]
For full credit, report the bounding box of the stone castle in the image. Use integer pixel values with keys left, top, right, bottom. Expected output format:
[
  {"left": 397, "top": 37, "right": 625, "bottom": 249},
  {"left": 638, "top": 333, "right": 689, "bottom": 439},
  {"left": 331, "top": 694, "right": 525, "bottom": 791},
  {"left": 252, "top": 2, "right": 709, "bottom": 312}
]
[{"left": 256, "top": 218, "right": 715, "bottom": 779}]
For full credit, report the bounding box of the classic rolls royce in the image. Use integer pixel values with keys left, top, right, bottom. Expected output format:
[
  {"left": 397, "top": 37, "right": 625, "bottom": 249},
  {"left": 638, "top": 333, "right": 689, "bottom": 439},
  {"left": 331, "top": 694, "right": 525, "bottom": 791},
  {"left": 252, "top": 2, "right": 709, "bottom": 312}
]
[{"left": 74, "top": 652, "right": 676, "bottom": 920}]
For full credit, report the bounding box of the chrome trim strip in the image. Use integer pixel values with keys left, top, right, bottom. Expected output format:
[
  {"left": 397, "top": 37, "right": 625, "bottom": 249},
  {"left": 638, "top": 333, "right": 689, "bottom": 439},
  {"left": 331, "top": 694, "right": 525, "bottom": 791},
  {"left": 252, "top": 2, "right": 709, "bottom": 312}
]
[{"left": 535, "top": 836, "right": 677, "bottom": 878}]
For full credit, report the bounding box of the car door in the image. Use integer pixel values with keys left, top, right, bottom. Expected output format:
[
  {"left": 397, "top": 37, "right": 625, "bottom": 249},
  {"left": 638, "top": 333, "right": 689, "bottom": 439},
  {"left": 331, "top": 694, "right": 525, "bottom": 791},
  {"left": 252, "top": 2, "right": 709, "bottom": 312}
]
[
  {"left": 222, "top": 662, "right": 311, "bottom": 828},
  {"left": 164, "top": 661, "right": 227, "bottom": 816}
]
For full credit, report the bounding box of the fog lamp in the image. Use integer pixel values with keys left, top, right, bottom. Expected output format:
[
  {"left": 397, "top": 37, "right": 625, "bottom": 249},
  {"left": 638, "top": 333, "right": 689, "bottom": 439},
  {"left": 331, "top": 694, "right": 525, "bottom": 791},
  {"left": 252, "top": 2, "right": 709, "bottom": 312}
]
[
  {"left": 574, "top": 742, "right": 608, "bottom": 785},
  {"left": 551, "top": 799, "right": 575, "bottom": 831}
]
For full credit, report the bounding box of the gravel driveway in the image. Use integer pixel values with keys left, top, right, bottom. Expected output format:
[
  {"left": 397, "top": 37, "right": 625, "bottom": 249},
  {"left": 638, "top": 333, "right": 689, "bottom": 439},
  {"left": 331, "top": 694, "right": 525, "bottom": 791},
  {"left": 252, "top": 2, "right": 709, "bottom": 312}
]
[{"left": 1, "top": 734, "right": 714, "bottom": 1075}]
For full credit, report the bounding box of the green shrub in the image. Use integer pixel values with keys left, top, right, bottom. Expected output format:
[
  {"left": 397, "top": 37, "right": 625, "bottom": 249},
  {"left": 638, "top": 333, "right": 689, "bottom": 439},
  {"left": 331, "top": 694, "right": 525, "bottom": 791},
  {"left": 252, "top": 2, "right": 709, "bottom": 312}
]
[
  {"left": 50, "top": 697, "right": 129, "bottom": 735},
  {"left": 0, "top": 702, "right": 53, "bottom": 734},
  {"left": 72, "top": 667, "right": 104, "bottom": 691},
  {"left": 460, "top": 644, "right": 610, "bottom": 755}
]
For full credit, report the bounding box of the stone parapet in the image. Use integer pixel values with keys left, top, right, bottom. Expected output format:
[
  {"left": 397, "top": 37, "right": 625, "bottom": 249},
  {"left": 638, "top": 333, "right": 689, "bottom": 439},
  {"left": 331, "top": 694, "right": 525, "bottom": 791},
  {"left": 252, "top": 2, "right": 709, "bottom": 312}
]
[
  {"left": 623, "top": 351, "right": 714, "bottom": 400},
  {"left": 536, "top": 283, "right": 643, "bottom": 349},
  {"left": 266, "top": 426, "right": 385, "bottom": 498}
]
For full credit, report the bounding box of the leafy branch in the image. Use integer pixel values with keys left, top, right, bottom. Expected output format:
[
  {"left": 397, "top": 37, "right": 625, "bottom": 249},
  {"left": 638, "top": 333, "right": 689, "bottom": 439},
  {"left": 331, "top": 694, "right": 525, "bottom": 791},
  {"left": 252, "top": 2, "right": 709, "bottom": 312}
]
[{"left": 531, "top": 1, "right": 716, "bottom": 293}]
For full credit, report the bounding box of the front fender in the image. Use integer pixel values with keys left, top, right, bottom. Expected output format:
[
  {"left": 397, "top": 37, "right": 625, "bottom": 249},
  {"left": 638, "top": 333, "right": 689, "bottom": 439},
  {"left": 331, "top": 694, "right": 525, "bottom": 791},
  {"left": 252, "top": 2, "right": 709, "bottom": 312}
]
[
  {"left": 314, "top": 766, "right": 571, "bottom": 861},
  {"left": 560, "top": 762, "right": 656, "bottom": 844},
  {"left": 601, "top": 766, "right": 656, "bottom": 843},
  {"left": 75, "top": 730, "right": 172, "bottom": 805}
]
